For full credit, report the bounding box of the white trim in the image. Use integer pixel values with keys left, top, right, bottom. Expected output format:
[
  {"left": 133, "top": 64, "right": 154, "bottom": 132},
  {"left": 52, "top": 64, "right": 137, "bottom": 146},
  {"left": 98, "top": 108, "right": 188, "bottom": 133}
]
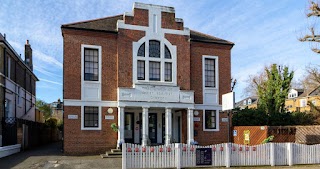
[
  {"left": 64, "top": 99, "right": 118, "bottom": 107},
  {"left": 134, "top": 2, "right": 175, "bottom": 13},
  {"left": 118, "top": 101, "right": 194, "bottom": 109},
  {"left": 194, "top": 104, "right": 221, "bottom": 110},
  {"left": 202, "top": 55, "right": 219, "bottom": 105},
  {"left": 81, "top": 44, "right": 102, "bottom": 101},
  {"left": 81, "top": 106, "right": 102, "bottom": 130},
  {"left": 202, "top": 109, "right": 220, "bottom": 132}
]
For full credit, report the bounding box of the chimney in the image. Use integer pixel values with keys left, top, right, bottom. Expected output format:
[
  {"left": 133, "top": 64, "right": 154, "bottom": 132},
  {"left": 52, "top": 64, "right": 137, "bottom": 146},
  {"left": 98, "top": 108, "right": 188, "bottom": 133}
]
[{"left": 25, "top": 40, "right": 33, "bottom": 71}]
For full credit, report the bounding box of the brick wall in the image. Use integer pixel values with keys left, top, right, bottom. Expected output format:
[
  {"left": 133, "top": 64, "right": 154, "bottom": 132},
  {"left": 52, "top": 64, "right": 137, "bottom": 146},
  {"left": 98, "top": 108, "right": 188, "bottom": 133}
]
[
  {"left": 194, "top": 111, "right": 229, "bottom": 145},
  {"left": 63, "top": 29, "right": 119, "bottom": 101},
  {"left": 190, "top": 42, "right": 232, "bottom": 104},
  {"left": 117, "top": 29, "right": 145, "bottom": 88},
  {"left": 63, "top": 106, "right": 118, "bottom": 155}
]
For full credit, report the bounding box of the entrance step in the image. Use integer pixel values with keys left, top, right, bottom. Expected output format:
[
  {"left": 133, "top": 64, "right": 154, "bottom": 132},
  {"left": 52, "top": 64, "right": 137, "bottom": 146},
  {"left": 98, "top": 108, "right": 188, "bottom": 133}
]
[
  {"left": 111, "top": 149, "right": 121, "bottom": 153},
  {"left": 101, "top": 149, "right": 122, "bottom": 158}
]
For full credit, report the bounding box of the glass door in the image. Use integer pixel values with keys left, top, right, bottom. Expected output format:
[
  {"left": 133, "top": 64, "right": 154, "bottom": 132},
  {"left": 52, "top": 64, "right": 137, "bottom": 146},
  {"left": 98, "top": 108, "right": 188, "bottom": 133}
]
[
  {"left": 149, "top": 113, "right": 157, "bottom": 144},
  {"left": 124, "top": 113, "right": 134, "bottom": 143}
]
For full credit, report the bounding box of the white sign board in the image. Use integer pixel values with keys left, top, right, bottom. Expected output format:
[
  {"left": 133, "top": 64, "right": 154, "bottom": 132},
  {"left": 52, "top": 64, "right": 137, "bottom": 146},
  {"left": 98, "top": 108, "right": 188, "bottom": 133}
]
[
  {"left": 68, "top": 115, "right": 78, "bottom": 119},
  {"left": 105, "top": 115, "right": 114, "bottom": 120},
  {"left": 118, "top": 85, "right": 194, "bottom": 103},
  {"left": 222, "top": 92, "right": 235, "bottom": 111},
  {"left": 193, "top": 117, "right": 201, "bottom": 122},
  {"left": 221, "top": 118, "right": 228, "bottom": 122}
]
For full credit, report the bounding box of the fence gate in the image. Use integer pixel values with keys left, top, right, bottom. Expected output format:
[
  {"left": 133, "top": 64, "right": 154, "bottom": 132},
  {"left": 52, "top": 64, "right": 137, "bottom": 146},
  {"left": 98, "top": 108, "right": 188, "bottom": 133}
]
[{"left": 2, "top": 117, "right": 17, "bottom": 146}]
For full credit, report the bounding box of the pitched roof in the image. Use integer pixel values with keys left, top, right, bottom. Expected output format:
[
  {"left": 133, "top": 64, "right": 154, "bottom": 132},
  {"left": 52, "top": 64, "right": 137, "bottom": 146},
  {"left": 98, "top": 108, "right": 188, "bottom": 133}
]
[
  {"left": 62, "top": 15, "right": 233, "bottom": 45},
  {"left": 190, "top": 30, "right": 234, "bottom": 45},
  {"left": 61, "top": 15, "right": 122, "bottom": 33}
]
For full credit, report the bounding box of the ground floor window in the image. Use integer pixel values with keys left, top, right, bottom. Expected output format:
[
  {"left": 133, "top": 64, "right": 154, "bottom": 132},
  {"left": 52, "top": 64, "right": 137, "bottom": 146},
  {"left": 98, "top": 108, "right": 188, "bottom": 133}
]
[
  {"left": 204, "top": 110, "right": 217, "bottom": 130},
  {"left": 84, "top": 106, "right": 99, "bottom": 128}
]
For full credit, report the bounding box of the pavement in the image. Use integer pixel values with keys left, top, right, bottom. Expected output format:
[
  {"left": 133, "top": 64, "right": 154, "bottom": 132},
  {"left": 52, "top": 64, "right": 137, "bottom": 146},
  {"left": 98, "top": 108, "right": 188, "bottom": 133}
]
[
  {"left": 0, "top": 142, "right": 320, "bottom": 169},
  {"left": 0, "top": 142, "right": 122, "bottom": 169}
]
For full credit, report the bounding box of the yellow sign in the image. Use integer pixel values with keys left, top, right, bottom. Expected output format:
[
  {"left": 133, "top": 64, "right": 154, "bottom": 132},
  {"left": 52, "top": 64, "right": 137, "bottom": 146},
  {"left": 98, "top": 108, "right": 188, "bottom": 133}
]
[{"left": 244, "top": 130, "right": 250, "bottom": 145}]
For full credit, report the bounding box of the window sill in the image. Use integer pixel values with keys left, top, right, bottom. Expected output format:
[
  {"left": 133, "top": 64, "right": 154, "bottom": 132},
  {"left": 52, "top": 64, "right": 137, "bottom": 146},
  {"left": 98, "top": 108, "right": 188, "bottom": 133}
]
[
  {"left": 203, "top": 128, "right": 219, "bottom": 132},
  {"left": 81, "top": 127, "right": 101, "bottom": 131},
  {"left": 135, "top": 81, "right": 176, "bottom": 86}
]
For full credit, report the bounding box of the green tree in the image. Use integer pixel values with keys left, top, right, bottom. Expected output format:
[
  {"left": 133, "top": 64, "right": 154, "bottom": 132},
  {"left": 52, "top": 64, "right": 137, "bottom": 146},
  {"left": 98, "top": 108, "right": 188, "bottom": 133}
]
[
  {"left": 232, "top": 108, "right": 268, "bottom": 126},
  {"left": 36, "top": 99, "right": 52, "bottom": 119},
  {"left": 254, "top": 64, "right": 294, "bottom": 116}
]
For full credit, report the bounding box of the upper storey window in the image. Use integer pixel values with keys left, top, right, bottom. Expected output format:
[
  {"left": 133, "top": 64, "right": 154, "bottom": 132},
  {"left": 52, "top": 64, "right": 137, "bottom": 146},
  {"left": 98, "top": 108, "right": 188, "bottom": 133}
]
[
  {"left": 84, "top": 48, "right": 99, "bottom": 81},
  {"left": 137, "top": 40, "right": 173, "bottom": 83}
]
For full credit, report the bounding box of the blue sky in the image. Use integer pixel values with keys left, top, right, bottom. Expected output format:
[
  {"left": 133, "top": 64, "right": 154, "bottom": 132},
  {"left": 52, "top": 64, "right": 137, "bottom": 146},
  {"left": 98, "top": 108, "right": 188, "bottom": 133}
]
[{"left": 1, "top": 0, "right": 320, "bottom": 103}]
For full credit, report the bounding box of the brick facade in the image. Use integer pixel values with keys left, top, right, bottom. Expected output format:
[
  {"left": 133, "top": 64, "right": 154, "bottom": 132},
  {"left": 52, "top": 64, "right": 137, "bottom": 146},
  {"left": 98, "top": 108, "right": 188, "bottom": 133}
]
[{"left": 62, "top": 3, "right": 233, "bottom": 155}]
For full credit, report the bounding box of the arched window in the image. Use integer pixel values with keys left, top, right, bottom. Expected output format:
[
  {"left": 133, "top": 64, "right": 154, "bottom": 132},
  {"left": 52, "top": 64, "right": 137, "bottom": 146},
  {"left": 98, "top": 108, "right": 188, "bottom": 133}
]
[{"left": 136, "top": 40, "right": 173, "bottom": 82}]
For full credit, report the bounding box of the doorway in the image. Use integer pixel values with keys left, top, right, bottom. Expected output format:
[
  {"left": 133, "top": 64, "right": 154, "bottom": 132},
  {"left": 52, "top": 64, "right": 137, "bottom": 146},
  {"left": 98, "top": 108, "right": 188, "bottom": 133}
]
[
  {"left": 139, "top": 113, "right": 158, "bottom": 144},
  {"left": 124, "top": 113, "right": 134, "bottom": 143}
]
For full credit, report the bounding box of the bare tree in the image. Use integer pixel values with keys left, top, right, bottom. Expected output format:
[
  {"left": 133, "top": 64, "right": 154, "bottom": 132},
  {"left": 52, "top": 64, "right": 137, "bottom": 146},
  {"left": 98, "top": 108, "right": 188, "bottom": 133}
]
[
  {"left": 301, "top": 65, "right": 320, "bottom": 92},
  {"left": 300, "top": 1, "right": 320, "bottom": 53}
]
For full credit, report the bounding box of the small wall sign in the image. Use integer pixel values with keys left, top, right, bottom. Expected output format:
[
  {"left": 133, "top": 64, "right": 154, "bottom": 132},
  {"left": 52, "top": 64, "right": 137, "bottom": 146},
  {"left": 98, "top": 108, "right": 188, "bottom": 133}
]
[
  {"left": 68, "top": 115, "right": 78, "bottom": 119},
  {"left": 221, "top": 118, "right": 228, "bottom": 122},
  {"left": 105, "top": 115, "right": 114, "bottom": 120},
  {"left": 233, "top": 130, "right": 237, "bottom": 136},
  {"left": 193, "top": 117, "right": 201, "bottom": 122}
]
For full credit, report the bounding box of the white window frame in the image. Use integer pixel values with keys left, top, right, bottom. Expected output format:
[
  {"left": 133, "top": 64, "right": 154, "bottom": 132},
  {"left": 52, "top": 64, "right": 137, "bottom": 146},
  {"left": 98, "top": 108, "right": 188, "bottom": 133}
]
[
  {"left": 202, "top": 55, "right": 219, "bottom": 105},
  {"left": 81, "top": 44, "right": 102, "bottom": 101},
  {"left": 247, "top": 99, "right": 252, "bottom": 105},
  {"left": 81, "top": 106, "right": 102, "bottom": 130},
  {"left": 203, "top": 109, "right": 219, "bottom": 131},
  {"left": 133, "top": 38, "right": 177, "bottom": 86}
]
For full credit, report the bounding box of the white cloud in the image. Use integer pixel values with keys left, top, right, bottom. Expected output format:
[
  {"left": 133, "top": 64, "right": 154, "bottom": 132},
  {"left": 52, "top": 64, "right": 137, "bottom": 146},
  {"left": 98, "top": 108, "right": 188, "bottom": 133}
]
[{"left": 39, "top": 78, "right": 62, "bottom": 86}]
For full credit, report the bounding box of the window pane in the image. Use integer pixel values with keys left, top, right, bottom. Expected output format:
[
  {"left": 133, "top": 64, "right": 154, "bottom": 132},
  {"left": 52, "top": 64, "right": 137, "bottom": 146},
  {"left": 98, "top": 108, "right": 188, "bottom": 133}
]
[
  {"left": 138, "top": 43, "right": 145, "bottom": 57},
  {"left": 84, "top": 106, "right": 99, "bottom": 128},
  {"left": 84, "top": 48, "right": 99, "bottom": 81},
  {"left": 137, "top": 60, "right": 145, "bottom": 80},
  {"left": 149, "top": 61, "right": 160, "bottom": 81},
  {"left": 205, "top": 58, "right": 215, "bottom": 87},
  {"left": 205, "top": 110, "right": 216, "bottom": 129},
  {"left": 165, "top": 62, "right": 172, "bottom": 82},
  {"left": 165, "top": 45, "right": 171, "bottom": 59},
  {"left": 149, "top": 40, "right": 160, "bottom": 58}
]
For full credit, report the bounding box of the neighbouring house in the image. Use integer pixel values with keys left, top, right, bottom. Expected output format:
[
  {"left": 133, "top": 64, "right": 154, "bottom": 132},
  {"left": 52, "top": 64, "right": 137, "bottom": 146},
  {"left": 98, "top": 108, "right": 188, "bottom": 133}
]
[
  {"left": 35, "top": 108, "right": 45, "bottom": 123},
  {"left": 285, "top": 87, "right": 320, "bottom": 113},
  {"left": 235, "top": 96, "right": 258, "bottom": 110},
  {"left": 50, "top": 98, "right": 63, "bottom": 123},
  {"left": 62, "top": 2, "right": 234, "bottom": 155},
  {"left": 0, "top": 33, "right": 38, "bottom": 156}
]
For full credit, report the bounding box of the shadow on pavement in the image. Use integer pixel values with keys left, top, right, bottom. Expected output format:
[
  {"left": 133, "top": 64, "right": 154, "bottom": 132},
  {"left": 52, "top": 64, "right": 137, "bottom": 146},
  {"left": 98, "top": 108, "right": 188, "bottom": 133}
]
[{"left": 0, "top": 141, "right": 63, "bottom": 169}]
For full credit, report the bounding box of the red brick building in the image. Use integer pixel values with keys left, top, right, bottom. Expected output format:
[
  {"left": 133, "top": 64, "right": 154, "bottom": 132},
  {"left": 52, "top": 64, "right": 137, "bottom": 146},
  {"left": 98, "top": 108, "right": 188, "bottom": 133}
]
[{"left": 62, "top": 3, "right": 234, "bottom": 155}]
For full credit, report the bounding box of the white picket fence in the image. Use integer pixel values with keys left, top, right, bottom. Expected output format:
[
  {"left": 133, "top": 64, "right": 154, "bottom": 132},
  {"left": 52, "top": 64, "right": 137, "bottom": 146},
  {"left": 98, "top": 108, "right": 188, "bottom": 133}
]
[{"left": 122, "top": 143, "right": 320, "bottom": 169}]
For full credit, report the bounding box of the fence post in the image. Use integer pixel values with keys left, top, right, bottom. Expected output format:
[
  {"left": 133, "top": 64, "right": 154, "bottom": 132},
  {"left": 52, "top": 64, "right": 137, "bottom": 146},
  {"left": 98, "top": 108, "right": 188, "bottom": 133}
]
[
  {"left": 270, "top": 143, "right": 275, "bottom": 166},
  {"left": 225, "top": 143, "right": 231, "bottom": 168},
  {"left": 175, "top": 143, "right": 181, "bottom": 169},
  {"left": 122, "top": 143, "right": 126, "bottom": 169},
  {"left": 287, "top": 143, "right": 293, "bottom": 166}
]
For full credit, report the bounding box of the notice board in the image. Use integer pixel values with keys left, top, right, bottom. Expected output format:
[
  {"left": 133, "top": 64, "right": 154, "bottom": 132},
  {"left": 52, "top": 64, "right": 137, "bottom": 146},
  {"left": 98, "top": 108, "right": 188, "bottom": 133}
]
[{"left": 196, "top": 148, "right": 212, "bottom": 166}]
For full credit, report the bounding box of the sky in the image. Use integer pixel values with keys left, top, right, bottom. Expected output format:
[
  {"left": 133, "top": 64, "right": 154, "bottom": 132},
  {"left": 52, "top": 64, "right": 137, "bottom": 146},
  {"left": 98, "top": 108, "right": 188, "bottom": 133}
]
[{"left": 1, "top": 0, "right": 320, "bottom": 103}]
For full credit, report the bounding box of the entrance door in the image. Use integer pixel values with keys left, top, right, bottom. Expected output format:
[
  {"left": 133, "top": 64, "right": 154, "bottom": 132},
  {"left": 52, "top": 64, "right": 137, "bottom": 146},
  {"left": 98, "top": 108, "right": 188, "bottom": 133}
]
[
  {"left": 124, "top": 113, "right": 134, "bottom": 143},
  {"left": 148, "top": 113, "right": 157, "bottom": 144},
  {"left": 139, "top": 113, "right": 158, "bottom": 144}
]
